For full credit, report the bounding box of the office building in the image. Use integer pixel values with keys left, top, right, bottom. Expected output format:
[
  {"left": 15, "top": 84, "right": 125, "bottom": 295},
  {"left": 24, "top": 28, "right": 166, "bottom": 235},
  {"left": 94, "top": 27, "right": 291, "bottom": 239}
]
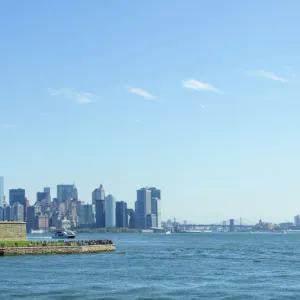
[
  {"left": 149, "top": 187, "right": 161, "bottom": 228},
  {"left": 95, "top": 200, "right": 105, "bottom": 228},
  {"left": 79, "top": 204, "right": 96, "bottom": 225},
  {"left": 43, "top": 187, "right": 51, "bottom": 203},
  {"left": 294, "top": 215, "right": 300, "bottom": 227},
  {"left": 35, "top": 215, "right": 49, "bottom": 230},
  {"left": 149, "top": 187, "right": 161, "bottom": 199},
  {"left": 9, "top": 189, "right": 26, "bottom": 220},
  {"left": 105, "top": 194, "right": 116, "bottom": 228},
  {"left": 5, "top": 205, "right": 12, "bottom": 221},
  {"left": 92, "top": 184, "right": 105, "bottom": 204},
  {"left": 27, "top": 206, "right": 36, "bottom": 232},
  {"left": 0, "top": 176, "right": 4, "bottom": 208},
  {"left": 37, "top": 191, "right": 47, "bottom": 202},
  {"left": 116, "top": 201, "right": 128, "bottom": 228},
  {"left": 0, "top": 206, "right": 4, "bottom": 221},
  {"left": 135, "top": 188, "right": 151, "bottom": 229},
  {"left": 57, "top": 184, "right": 76, "bottom": 203},
  {"left": 12, "top": 202, "right": 24, "bottom": 221},
  {"left": 127, "top": 209, "right": 136, "bottom": 229},
  {"left": 146, "top": 213, "right": 157, "bottom": 229}
]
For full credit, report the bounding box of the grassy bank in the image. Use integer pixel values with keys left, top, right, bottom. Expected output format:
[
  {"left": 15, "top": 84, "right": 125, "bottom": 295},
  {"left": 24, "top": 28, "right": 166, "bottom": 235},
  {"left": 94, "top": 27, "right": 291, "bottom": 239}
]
[{"left": 0, "top": 241, "right": 65, "bottom": 247}]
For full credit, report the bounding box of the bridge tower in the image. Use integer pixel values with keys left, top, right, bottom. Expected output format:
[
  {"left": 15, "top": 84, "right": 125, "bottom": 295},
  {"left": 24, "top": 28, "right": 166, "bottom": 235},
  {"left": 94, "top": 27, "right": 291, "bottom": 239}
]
[
  {"left": 229, "top": 219, "right": 234, "bottom": 232},
  {"left": 222, "top": 221, "right": 226, "bottom": 231}
]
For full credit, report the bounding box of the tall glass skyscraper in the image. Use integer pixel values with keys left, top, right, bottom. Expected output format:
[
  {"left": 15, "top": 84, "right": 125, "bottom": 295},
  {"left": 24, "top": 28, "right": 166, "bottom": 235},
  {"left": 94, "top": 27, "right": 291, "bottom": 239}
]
[
  {"left": 105, "top": 195, "right": 116, "bottom": 228},
  {"left": 0, "top": 176, "right": 4, "bottom": 208},
  {"left": 135, "top": 188, "right": 152, "bottom": 229},
  {"left": 57, "top": 184, "right": 76, "bottom": 203}
]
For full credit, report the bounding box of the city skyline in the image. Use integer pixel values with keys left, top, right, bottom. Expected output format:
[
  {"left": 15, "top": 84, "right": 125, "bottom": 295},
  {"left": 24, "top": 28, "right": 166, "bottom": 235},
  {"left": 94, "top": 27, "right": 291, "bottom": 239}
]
[
  {"left": 0, "top": 176, "right": 298, "bottom": 224},
  {"left": 2, "top": 1, "right": 300, "bottom": 223}
]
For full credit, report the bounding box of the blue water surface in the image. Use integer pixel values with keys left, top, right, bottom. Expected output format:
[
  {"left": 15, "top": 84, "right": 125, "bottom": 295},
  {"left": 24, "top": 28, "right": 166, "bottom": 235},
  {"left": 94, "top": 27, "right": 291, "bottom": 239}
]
[{"left": 1, "top": 232, "right": 300, "bottom": 299}]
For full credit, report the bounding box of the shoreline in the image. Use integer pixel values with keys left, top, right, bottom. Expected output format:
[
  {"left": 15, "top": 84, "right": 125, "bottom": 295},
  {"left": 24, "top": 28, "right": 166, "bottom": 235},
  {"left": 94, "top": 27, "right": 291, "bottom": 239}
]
[{"left": 0, "top": 243, "right": 116, "bottom": 256}]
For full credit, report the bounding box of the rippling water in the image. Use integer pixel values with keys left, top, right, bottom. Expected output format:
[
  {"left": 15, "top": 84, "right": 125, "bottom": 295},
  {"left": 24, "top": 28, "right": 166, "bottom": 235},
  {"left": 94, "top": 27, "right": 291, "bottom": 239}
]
[{"left": 1, "top": 232, "right": 300, "bottom": 299}]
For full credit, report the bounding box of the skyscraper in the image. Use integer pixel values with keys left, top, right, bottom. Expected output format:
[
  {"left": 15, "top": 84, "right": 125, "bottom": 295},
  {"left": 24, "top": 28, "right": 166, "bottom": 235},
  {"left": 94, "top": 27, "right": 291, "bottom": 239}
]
[
  {"left": 127, "top": 209, "right": 136, "bottom": 229},
  {"left": 43, "top": 187, "right": 51, "bottom": 203},
  {"left": 79, "top": 204, "right": 96, "bottom": 226},
  {"left": 95, "top": 200, "right": 105, "bottom": 228},
  {"left": 105, "top": 194, "right": 116, "bottom": 228},
  {"left": 92, "top": 184, "right": 105, "bottom": 204},
  {"left": 116, "top": 201, "right": 128, "bottom": 228},
  {"left": 9, "top": 189, "right": 26, "bottom": 220},
  {"left": 95, "top": 184, "right": 105, "bottom": 228},
  {"left": 12, "top": 202, "right": 24, "bottom": 221},
  {"left": 0, "top": 176, "right": 4, "bottom": 208},
  {"left": 146, "top": 213, "right": 157, "bottom": 229},
  {"left": 149, "top": 187, "right": 161, "bottom": 228},
  {"left": 57, "top": 184, "right": 76, "bottom": 203},
  {"left": 135, "top": 188, "right": 152, "bottom": 229},
  {"left": 26, "top": 206, "right": 36, "bottom": 232},
  {"left": 37, "top": 191, "right": 47, "bottom": 202}
]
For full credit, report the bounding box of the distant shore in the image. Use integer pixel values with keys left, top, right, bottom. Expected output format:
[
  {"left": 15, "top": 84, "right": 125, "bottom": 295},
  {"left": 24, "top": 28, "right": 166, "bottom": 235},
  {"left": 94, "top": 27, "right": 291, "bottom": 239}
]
[{"left": 34, "top": 228, "right": 142, "bottom": 234}]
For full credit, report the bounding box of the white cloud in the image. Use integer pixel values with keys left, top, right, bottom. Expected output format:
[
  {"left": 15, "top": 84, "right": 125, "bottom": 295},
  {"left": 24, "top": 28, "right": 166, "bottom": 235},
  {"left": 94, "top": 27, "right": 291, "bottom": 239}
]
[
  {"left": 128, "top": 87, "right": 156, "bottom": 100},
  {"left": 245, "top": 70, "right": 288, "bottom": 83},
  {"left": 182, "top": 79, "right": 219, "bottom": 92},
  {"left": 48, "top": 88, "right": 96, "bottom": 104}
]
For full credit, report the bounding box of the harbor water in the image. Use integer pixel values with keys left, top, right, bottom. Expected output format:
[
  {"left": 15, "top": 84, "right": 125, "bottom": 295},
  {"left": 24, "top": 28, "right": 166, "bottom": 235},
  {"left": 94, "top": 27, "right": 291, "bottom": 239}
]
[{"left": 1, "top": 232, "right": 300, "bottom": 299}]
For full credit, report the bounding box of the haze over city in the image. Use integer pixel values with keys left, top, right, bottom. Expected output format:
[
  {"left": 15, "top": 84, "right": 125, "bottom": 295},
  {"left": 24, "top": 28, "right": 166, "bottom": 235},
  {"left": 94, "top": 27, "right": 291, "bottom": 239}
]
[{"left": 1, "top": 1, "right": 300, "bottom": 224}]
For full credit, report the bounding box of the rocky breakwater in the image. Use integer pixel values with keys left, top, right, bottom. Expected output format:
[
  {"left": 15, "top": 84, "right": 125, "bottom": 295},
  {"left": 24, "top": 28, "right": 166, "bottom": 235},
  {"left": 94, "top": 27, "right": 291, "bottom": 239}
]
[{"left": 0, "top": 239, "right": 116, "bottom": 256}]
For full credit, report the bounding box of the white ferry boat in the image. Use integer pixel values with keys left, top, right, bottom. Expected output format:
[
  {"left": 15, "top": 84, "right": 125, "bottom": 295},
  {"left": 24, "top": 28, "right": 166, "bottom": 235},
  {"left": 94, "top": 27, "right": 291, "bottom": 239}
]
[
  {"left": 30, "top": 229, "right": 44, "bottom": 234},
  {"left": 52, "top": 230, "right": 76, "bottom": 239}
]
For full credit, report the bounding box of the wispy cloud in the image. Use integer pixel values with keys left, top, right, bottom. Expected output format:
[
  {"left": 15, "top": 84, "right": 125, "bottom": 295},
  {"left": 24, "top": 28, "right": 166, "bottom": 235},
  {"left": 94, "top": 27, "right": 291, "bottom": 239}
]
[
  {"left": 127, "top": 87, "right": 156, "bottom": 100},
  {"left": 48, "top": 88, "right": 96, "bottom": 104},
  {"left": 245, "top": 70, "right": 288, "bottom": 83},
  {"left": 182, "top": 79, "right": 219, "bottom": 92}
]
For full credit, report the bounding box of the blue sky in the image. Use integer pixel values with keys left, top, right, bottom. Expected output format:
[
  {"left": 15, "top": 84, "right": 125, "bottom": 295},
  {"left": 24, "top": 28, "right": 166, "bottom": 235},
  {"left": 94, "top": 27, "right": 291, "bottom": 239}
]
[{"left": 1, "top": 0, "right": 300, "bottom": 223}]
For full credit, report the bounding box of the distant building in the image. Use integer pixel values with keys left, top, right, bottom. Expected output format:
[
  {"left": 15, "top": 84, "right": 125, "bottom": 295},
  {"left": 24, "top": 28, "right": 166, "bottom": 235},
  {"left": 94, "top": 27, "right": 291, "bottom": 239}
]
[
  {"left": 146, "top": 213, "right": 157, "bottom": 229},
  {"left": 12, "top": 202, "right": 24, "bottom": 221},
  {"left": 0, "top": 206, "right": 4, "bottom": 221},
  {"left": 0, "top": 176, "right": 4, "bottom": 208},
  {"left": 279, "top": 222, "right": 293, "bottom": 230},
  {"left": 135, "top": 188, "right": 152, "bottom": 229},
  {"left": 57, "top": 184, "right": 76, "bottom": 203},
  {"left": 9, "top": 189, "right": 26, "bottom": 220},
  {"left": 127, "top": 209, "right": 136, "bottom": 229},
  {"left": 35, "top": 215, "right": 49, "bottom": 230},
  {"left": 27, "top": 206, "right": 36, "bottom": 232},
  {"left": 116, "top": 201, "right": 128, "bottom": 228},
  {"left": 79, "top": 204, "right": 96, "bottom": 225},
  {"left": 294, "top": 215, "right": 300, "bottom": 227},
  {"left": 37, "top": 192, "right": 47, "bottom": 202},
  {"left": 59, "top": 219, "right": 71, "bottom": 230},
  {"left": 149, "top": 187, "right": 161, "bottom": 228},
  {"left": 95, "top": 200, "right": 105, "bottom": 228},
  {"left": 5, "top": 205, "right": 12, "bottom": 221},
  {"left": 43, "top": 187, "right": 51, "bottom": 203},
  {"left": 92, "top": 184, "right": 105, "bottom": 205},
  {"left": 105, "top": 195, "right": 116, "bottom": 228}
]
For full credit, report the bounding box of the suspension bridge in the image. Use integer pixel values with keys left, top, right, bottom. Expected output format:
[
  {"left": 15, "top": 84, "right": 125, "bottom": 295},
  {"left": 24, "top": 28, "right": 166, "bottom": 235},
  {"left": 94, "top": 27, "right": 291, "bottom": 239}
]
[{"left": 176, "top": 218, "right": 256, "bottom": 231}]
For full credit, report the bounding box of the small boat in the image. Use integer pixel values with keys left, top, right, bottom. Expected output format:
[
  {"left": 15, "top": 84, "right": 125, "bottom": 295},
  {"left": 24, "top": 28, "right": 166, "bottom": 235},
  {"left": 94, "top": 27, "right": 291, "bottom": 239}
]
[
  {"left": 30, "top": 229, "right": 44, "bottom": 234},
  {"left": 52, "top": 230, "right": 76, "bottom": 239},
  {"left": 165, "top": 231, "right": 172, "bottom": 235}
]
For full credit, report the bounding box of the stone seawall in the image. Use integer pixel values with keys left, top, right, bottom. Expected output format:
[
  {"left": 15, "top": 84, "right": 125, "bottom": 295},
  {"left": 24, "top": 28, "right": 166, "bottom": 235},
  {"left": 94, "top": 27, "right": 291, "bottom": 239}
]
[
  {"left": 0, "top": 244, "right": 116, "bottom": 256},
  {"left": 0, "top": 222, "right": 27, "bottom": 241}
]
